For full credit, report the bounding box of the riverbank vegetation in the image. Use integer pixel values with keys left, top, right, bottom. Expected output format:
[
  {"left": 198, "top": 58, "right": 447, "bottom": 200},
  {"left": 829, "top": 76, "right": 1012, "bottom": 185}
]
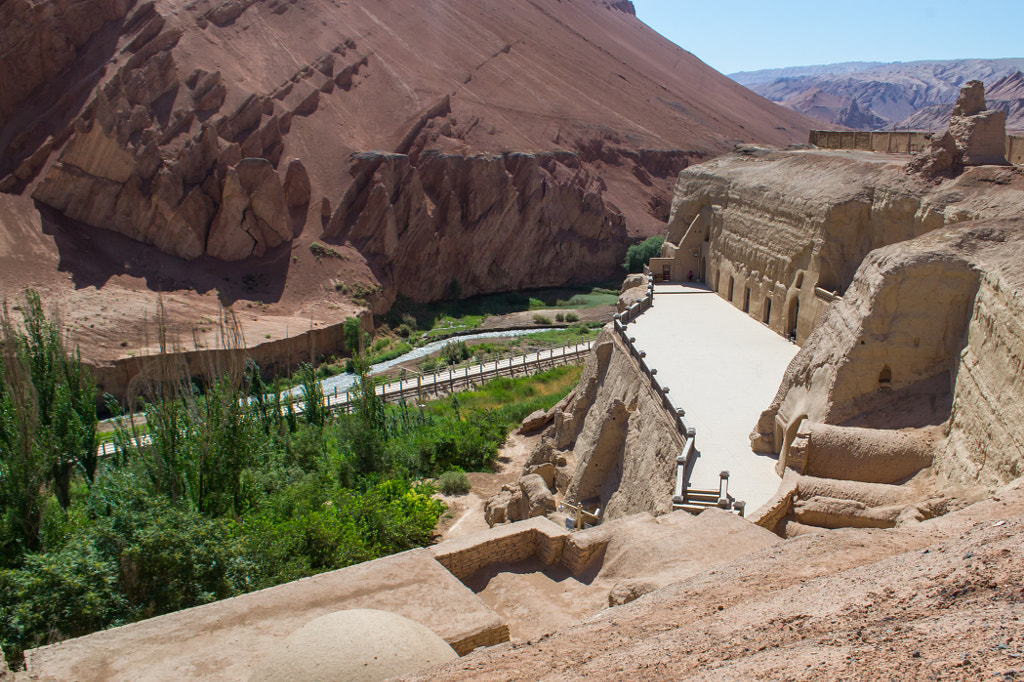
[
  {"left": 0, "top": 292, "right": 580, "bottom": 667},
  {"left": 623, "top": 235, "right": 665, "bottom": 273},
  {"left": 384, "top": 281, "right": 620, "bottom": 338}
]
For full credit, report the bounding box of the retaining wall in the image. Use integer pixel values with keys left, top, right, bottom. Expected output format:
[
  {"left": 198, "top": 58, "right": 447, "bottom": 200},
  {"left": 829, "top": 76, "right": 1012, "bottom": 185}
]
[
  {"left": 808, "top": 130, "right": 931, "bottom": 154},
  {"left": 809, "top": 129, "right": 1024, "bottom": 164}
]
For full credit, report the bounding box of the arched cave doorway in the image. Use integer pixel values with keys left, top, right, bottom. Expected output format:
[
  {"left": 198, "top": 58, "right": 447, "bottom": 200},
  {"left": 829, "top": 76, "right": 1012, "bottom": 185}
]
[
  {"left": 787, "top": 297, "right": 800, "bottom": 341},
  {"left": 728, "top": 277, "right": 735, "bottom": 302},
  {"left": 743, "top": 287, "right": 751, "bottom": 313},
  {"left": 763, "top": 297, "right": 772, "bottom": 324},
  {"left": 879, "top": 365, "right": 892, "bottom": 388}
]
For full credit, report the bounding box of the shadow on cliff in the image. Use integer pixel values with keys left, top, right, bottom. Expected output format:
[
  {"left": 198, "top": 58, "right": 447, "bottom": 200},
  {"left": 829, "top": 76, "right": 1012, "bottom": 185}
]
[
  {"left": 38, "top": 202, "right": 290, "bottom": 305},
  {"left": 0, "top": 12, "right": 129, "bottom": 182}
]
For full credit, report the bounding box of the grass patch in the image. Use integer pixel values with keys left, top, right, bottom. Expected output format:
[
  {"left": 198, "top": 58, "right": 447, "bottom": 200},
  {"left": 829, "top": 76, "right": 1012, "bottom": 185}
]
[
  {"left": 309, "top": 242, "right": 344, "bottom": 260},
  {"left": 384, "top": 280, "right": 622, "bottom": 335},
  {"left": 426, "top": 365, "right": 581, "bottom": 416}
]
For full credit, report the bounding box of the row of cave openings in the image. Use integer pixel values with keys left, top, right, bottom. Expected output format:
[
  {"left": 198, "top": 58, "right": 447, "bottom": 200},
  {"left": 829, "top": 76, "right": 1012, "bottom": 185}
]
[
  {"left": 709, "top": 268, "right": 892, "bottom": 390},
  {"left": 711, "top": 269, "right": 801, "bottom": 340}
]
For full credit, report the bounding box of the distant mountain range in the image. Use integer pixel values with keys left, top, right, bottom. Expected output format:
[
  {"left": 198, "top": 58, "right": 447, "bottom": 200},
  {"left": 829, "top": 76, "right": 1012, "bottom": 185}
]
[{"left": 731, "top": 59, "right": 1024, "bottom": 132}]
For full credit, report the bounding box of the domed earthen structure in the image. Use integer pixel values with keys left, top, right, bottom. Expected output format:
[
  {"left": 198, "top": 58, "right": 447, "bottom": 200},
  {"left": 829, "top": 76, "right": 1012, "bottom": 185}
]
[{"left": 249, "top": 609, "right": 458, "bottom": 682}]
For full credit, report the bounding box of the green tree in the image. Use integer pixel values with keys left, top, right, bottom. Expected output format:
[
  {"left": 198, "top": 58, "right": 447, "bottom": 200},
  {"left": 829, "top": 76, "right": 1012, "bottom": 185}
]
[
  {"left": 0, "top": 291, "right": 97, "bottom": 559},
  {"left": 623, "top": 235, "right": 665, "bottom": 273},
  {"left": 298, "top": 363, "right": 325, "bottom": 429}
]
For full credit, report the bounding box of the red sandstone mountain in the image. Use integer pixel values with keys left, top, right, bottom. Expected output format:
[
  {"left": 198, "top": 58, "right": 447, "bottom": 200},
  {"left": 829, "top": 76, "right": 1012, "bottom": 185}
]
[
  {"left": 892, "top": 73, "right": 1024, "bottom": 133},
  {"left": 0, "top": 0, "right": 814, "bottom": 366},
  {"left": 779, "top": 87, "right": 885, "bottom": 130},
  {"left": 736, "top": 58, "right": 1024, "bottom": 130}
]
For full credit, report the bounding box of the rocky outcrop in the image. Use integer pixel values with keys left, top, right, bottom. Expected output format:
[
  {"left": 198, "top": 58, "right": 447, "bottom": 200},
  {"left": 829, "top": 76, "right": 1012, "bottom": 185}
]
[
  {"left": 0, "top": 0, "right": 134, "bottom": 131},
  {"left": 324, "top": 150, "right": 631, "bottom": 303},
  {"left": 483, "top": 473, "right": 558, "bottom": 526},
  {"left": 497, "top": 329, "right": 682, "bottom": 522},
  {"left": 282, "top": 158, "right": 310, "bottom": 208},
  {"left": 27, "top": 10, "right": 316, "bottom": 260},
  {"left": 617, "top": 274, "right": 647, "bottom": 312},
  {"left": 910, "top": 80, "right": 1010, "bottom": 176}
]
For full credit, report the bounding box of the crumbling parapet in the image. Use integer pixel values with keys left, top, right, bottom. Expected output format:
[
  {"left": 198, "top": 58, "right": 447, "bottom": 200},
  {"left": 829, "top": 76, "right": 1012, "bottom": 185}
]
[{"left": 911, "top": 80, "right": 1010, "bottom": 175}]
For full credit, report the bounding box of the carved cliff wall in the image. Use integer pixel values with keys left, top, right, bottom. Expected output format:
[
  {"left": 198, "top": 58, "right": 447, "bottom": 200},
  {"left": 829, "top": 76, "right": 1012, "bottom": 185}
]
[
  {"left": 662, "top": 152, "right": 1022, "bottom": 348},
  {"left": 751, "top": 218, "right": 1024, "bottom": 494},
  {"left": 940, "top": 252, "right": 1024, "bottom": 487}
]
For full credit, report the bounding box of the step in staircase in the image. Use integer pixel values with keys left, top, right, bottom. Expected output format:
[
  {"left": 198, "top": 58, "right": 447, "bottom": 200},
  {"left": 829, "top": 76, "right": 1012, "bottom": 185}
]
[{"left": 672, "top": 471, "right": 746, "bottom": 516}]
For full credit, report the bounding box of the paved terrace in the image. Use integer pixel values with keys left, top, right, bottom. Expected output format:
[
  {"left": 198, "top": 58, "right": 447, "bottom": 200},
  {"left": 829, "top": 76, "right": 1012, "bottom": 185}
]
[{"left": 628, "top": 283, "right": 799, "bottom": 511}]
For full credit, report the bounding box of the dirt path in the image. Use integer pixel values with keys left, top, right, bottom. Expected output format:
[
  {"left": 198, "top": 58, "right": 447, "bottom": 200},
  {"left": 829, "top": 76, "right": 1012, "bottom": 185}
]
[{"left": 433, "top": 432, "right": 541, "bottom": 541}]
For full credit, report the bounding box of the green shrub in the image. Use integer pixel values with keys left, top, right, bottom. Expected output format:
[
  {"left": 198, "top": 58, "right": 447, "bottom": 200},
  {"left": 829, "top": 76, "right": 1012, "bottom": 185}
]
[
  {"left": 555, "top": 312, "right": 565, "bottom": 322},
  {"left": 397, "top": 324, "right": 412, "bottom": 338},
  {"left": 441, "top": 340, "right": 471, "bottom": 366},
  {"left": 532, "top": 314, "right": 552, "bottom": 325},
  {"left": 623, "top": 235, "right": 665, "bottom": 273},
  {"left": 438, "top": 470, "right": 471, "bottom": 495},
  {"left": 565, "top": 312, "right": 579, "bottom": 322}
]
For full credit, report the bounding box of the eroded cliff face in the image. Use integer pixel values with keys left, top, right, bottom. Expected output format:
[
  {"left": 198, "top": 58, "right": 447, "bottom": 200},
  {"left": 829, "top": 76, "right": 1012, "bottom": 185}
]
[
  {"left": 529, "top": 328, "right": 682, "bottom": 520},
  {"left": 941, "top": 248, "right": 1024, "bottom": 487},
  {"left": 1, "top": 0, "right": 814, "bottom": 294},
  {"left": 324, "top": 150, "right": 644, "bottom": 302}
]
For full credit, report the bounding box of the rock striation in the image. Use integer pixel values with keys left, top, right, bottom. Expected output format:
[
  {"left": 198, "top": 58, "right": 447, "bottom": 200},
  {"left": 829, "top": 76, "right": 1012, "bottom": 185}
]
[{"left": 325, "top": 149, "right": 638, "bottom": 302}]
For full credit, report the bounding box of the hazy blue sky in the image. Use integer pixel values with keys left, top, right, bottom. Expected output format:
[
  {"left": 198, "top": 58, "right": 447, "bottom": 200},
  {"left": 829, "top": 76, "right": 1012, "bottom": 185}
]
[{"left": 634, "top": 0, "right": 1024, "bottom": 74}]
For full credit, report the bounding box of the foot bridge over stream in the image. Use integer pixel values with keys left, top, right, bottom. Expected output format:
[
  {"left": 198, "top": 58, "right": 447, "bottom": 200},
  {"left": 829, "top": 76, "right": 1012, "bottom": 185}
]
[{"left": 615, "top": 278, "right": 798, "bottom": 515}]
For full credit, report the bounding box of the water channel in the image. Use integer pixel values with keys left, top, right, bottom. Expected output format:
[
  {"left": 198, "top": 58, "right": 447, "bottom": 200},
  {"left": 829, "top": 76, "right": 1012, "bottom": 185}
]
[{"left": 281, "top": 328, "right": 550, "bottom": 399}]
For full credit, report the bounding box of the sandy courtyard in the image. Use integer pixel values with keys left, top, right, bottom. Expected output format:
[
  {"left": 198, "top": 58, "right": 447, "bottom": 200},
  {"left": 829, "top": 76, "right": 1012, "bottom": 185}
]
[{"left": 628, "top": 283, "right": 799, "bottom": 510}]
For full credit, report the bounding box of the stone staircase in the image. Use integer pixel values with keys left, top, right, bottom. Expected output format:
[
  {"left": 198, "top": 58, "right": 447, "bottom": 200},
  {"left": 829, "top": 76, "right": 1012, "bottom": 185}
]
[{"left": 673, "top": 471, "right": 746, "bottom": 517}]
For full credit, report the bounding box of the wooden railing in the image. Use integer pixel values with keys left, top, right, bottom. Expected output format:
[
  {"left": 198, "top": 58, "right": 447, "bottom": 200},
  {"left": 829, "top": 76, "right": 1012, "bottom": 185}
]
[
  {"left": 97, "top": 341, "right": 593, "bottom": 458},
  {"left": 322, "top": 342, "right": 594, "bottom": 413}
]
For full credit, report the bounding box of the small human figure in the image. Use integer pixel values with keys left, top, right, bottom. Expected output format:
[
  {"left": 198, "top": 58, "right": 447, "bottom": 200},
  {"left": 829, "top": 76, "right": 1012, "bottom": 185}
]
[{"left": 687, "top": 270, "right": 694, "bottom": 282}]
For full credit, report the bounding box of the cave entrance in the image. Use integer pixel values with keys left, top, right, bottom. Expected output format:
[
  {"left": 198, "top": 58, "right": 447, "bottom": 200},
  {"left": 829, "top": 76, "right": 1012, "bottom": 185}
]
[
  {"left": 728, "top": 277, "right": 735, "bottom": 302},
  {"left": 763, "top": 297, "right": 772, "bottom": 324},
  {"left": 787, "top": 297, "right": 800, "bottom": 341},
  {"left": 699, "top": 256, "right": 707, "bottom": 283},
  {"left": 879, "top": 365, "right": 892, "bottom": 389},
  {"left": 742, "top": 287, "right": 750, "bottom": 313}
]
